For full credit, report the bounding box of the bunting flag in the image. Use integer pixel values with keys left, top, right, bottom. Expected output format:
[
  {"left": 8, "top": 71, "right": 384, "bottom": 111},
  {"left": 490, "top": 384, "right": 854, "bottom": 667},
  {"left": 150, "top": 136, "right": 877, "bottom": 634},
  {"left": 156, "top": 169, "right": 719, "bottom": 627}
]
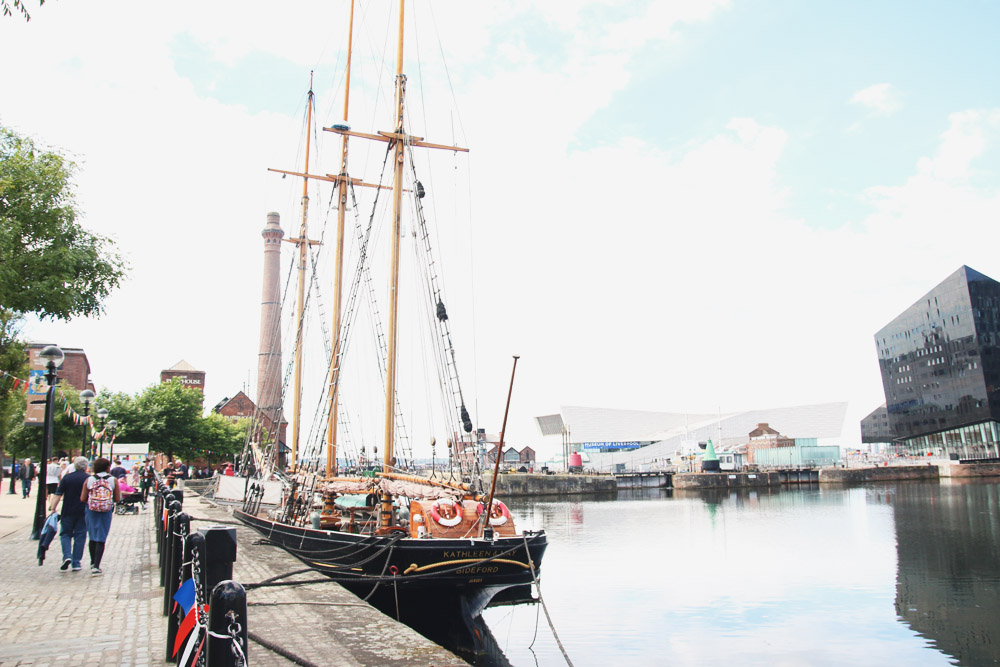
[
  {"left": 0, "top": 369, "right": 95, "bottom": 423},
  {"left": 171, "top": 578, "right": 196, "bottom": 656},
  {"left": 179, "top": 630, "right": 205, "bottom": 667}
]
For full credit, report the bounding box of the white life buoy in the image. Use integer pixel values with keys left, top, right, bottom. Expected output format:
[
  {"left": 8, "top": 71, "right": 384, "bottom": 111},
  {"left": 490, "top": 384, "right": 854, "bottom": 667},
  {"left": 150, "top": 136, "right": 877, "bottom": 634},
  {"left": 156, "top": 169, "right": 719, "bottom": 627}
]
[
  {"left": 477, "top": 499, "right": 511, "bottom": 526},
  {"left": 429, "top": 498, "right": 463, "bottom": 527}
]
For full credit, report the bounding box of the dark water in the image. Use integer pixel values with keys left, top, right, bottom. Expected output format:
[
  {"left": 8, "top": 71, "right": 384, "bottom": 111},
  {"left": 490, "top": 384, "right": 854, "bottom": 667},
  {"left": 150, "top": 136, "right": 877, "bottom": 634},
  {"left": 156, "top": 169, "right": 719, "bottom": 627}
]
[{"left": 478, "top": 479, "right": 1000, "bottom": 666}]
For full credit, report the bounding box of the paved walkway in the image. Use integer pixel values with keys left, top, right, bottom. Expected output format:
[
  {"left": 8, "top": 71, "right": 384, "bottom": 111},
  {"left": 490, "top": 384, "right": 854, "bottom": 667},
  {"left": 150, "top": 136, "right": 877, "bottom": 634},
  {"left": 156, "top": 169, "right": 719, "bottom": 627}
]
[
  {"left": 0, "top": 482, "right": 164, "bottom": 666},
  {"left": 0, "top": 482, "right": 466, "bottom": 667}
]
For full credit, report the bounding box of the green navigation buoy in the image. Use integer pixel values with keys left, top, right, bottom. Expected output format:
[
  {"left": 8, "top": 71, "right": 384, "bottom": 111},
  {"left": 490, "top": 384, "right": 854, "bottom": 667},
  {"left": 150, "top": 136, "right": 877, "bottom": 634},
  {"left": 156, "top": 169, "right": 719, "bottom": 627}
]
[{"left": 702, "top": 439, "right": 720, "bottom": 472}]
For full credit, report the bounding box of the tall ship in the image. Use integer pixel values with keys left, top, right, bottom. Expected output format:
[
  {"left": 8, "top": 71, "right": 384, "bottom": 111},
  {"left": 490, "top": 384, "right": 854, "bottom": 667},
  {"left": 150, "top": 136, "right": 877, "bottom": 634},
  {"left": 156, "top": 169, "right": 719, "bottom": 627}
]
[{"left": 232, "top": 0, "right": 547, "bottom": 652}]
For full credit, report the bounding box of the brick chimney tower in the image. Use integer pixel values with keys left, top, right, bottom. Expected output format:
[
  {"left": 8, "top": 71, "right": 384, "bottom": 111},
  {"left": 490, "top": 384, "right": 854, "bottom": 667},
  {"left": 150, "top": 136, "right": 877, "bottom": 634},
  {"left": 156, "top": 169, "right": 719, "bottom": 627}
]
[{"left": 257, "top": 212, "right": 284, "bottom": 419}]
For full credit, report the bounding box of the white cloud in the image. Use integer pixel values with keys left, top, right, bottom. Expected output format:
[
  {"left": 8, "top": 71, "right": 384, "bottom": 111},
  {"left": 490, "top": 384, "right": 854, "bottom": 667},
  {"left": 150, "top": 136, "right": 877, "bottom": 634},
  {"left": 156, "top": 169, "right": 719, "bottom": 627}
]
[
  {"left": 5, "top": 2, "right": 1000, "bottom": 461},
  {"left": 850, "top": 82, "right": 902, "bottom": 116}
]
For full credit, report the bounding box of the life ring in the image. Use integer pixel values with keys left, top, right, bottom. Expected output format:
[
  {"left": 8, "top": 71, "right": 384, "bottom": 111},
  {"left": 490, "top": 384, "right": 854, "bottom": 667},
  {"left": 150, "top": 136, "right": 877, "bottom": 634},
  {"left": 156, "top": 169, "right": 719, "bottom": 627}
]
[
  {"left": 429, "top": 498, "right": 463, "bottom": 527},
  {"left": 476, "top": 499, "right": 510, "bottom": 526}
]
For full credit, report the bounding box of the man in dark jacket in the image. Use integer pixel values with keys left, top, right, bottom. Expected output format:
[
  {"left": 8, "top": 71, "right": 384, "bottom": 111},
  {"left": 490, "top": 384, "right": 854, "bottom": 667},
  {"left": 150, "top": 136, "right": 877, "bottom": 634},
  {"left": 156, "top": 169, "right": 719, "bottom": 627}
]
[
  {"left": 110, "top": 459, "right": 128, "bottom": 480},
  {"left": 19, "top": 458, "right": 35, "bottom": 498},
  {"left": 48, "top": 457, "right": 90, "bottom": 572}
]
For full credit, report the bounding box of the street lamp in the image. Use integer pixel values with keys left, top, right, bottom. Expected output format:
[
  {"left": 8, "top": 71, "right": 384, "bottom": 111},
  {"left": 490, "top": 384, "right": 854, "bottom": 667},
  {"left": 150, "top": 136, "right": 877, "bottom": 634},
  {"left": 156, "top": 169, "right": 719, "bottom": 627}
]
[
  {"left": 107, "top": 420, "right": 118, "bottom": 461},
  {"left": 79, "top": 390, "right": 95, "bottom": 460},
  {"left": 31, "top": 345, "right": 63, "bottom": 541},
  {"left": 95, "top": 408, "right": 109, "bottom": 459}
]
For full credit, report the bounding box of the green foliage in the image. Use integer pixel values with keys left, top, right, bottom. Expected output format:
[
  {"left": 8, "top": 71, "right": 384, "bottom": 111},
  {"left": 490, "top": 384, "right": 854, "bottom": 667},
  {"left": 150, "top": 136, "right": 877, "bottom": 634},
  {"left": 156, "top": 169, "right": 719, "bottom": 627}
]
[
  {"left": 199, "top": 412, "right": 250, "bottom": 461},
  {"left": 2, "top": 0, "right": 43, "bottom": 21},
  {"left": 0, "top": 126, "right": 127, "bottom": 436},
  {"left": 0, "top": 310, "right": 26, "bottom": 457},
  {"left": 0, "top": 126, "right": 127, "bottom": 321},
  {"left": 2, "top": 377, "right": 249, "bottom": 464},
  {"left": 4, "top": 384, "right": 93, "bottom": 459},
  {"left": 93, "top": 379, "right": 246, "bottom": 461}
]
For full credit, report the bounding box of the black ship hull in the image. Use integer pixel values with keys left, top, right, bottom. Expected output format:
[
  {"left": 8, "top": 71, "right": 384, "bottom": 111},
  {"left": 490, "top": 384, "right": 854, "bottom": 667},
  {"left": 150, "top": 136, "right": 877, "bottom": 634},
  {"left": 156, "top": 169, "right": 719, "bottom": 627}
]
[{"left": 234, "top": 509, "right": 547, "bottom": 622}]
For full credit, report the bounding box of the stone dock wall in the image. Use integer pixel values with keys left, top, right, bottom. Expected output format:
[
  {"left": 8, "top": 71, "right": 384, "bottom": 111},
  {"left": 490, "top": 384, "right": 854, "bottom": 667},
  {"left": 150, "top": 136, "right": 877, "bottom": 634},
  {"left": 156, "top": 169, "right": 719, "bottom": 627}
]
[
  {"left": 496, "top": 473, "right": 617, "bottom": 496},
  {"left": 818, "top": 465, "right": 941, "bottom": 484},
  {"left": 939, "top": 462, "right": 1000, "bottom": 478},
  {"left": 672, "top": 472, "right": 781, "bottom": 490}
]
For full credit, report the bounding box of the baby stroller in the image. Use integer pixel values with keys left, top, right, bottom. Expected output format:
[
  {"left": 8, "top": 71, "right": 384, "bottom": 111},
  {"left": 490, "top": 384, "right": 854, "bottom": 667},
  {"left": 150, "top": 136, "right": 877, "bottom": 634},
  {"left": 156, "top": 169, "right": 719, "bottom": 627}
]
[{"left": 115, "top": 483, "right": 145, "bottom": 515}]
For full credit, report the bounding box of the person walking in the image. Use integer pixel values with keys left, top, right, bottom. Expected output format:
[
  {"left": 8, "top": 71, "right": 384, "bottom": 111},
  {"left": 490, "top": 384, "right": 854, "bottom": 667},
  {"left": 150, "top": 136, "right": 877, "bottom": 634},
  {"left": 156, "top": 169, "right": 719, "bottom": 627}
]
[
  {"left": 48, "top": 456, "right": 90, "bottom": 572},
  {"left": 19, "top": 458, "right": 36, "bottom": 498},
  {"left": 139, "top": 461, "right": 153, "bottom": 502},
  {"left": 80, "top": 457, "right": 120, "bottom": 576},
  {"left": 46, "top": 457, "right": 60, "bottom": 495}
]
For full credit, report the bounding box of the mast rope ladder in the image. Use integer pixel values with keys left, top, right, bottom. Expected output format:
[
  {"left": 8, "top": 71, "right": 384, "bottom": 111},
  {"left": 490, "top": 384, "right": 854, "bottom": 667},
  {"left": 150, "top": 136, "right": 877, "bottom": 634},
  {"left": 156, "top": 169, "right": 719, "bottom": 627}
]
[{"left": 405, "top": 151, "right": 474, "bottom": 477}]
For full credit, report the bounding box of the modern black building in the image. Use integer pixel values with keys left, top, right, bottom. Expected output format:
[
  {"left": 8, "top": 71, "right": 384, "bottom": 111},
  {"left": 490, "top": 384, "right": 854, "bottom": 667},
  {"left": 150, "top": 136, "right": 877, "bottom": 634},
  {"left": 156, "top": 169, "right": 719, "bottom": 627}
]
[
  {"left": 872, "top": 266, "right": 1000, "bottom": 459},
  {"left": 860, "top": 404, "right": 894, "bottom": 445}
]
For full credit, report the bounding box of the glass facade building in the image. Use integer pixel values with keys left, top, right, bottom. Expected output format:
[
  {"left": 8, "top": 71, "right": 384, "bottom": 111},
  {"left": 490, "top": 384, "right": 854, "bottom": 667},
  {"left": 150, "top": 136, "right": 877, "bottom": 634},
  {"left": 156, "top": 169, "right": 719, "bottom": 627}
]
[
  {"left": 874, "top": 266, "right": 1000, "bottom": 459},
  {"left": 860, "top": 405, "right": 893, "bottom": 444}
]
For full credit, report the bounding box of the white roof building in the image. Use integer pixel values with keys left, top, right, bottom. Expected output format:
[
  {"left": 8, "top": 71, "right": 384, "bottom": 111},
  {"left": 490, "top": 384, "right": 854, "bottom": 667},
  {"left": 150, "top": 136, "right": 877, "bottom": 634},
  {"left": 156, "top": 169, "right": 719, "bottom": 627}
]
[{"left": 535, "top": 402, "right": 848, "bottom": 471}]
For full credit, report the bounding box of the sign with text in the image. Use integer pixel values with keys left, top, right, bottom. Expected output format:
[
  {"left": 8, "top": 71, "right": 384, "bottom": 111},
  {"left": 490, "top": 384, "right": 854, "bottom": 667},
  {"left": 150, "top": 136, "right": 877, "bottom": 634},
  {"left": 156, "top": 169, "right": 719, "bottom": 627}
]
[{"left": 581, "top": 441, "right": 641, "bottom": 451}]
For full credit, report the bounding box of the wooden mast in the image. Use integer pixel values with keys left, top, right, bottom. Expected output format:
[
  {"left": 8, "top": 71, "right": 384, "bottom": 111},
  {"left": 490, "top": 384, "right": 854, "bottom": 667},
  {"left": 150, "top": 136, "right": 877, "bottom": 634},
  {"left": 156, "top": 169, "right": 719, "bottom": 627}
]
[
  {"left": 326, "top": 0, "right": 356, "bottom": 481},
  {"left": 380, "top": 0, "right": 407, "bottom": 528},
  {"left": 289, "top": 72, "right": 315, "bottom": 474}
]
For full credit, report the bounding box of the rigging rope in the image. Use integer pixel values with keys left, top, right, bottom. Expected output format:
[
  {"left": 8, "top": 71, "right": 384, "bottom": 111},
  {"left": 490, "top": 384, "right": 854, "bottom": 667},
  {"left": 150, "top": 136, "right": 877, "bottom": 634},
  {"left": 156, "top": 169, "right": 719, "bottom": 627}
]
[{"left": 523, "top": 533, "right": 574, "bottom": 667}]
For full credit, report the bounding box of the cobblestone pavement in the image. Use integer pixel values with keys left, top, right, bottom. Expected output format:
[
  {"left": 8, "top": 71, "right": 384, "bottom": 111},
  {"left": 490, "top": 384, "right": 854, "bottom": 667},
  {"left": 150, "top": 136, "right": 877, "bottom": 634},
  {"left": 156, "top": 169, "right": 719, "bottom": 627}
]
[
  {"left": 0, "top": 488, "right": 164, "bottom": 666},
  {"left": 0, "top": 487, "right": 467, "bottom": 666}
]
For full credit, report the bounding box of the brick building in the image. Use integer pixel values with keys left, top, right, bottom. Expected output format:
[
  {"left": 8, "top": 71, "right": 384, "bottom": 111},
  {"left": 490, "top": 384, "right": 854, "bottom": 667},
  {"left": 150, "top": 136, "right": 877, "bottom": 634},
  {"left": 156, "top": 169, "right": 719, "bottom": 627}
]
[
  {"left": 160, "top": 360, "right": 206, "bottom": 394},
  {"left": 25, "top": 344, "right": 95, "bottom": 424},
  {"left": 486, "top": 444, "right": 537, "bottom": 469},
  {"left": 745, "top": 422, "right": 795, "bottom": 463},
  {"left": 213, "top": 390, "right": 287, "bottom": 464}
]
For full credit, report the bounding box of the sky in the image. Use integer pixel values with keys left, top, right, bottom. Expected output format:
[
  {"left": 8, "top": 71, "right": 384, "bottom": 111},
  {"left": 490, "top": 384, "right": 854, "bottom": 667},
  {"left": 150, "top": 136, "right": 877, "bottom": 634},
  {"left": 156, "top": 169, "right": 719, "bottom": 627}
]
[{"left": 3, "top": 0, "right": 1000, "bottom": 462}]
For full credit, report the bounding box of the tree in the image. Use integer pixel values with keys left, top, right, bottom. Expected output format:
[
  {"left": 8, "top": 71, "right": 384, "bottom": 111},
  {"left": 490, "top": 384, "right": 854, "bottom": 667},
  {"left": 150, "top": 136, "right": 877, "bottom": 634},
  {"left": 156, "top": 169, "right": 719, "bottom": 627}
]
[
  {"left": 93, "top": 379, "right": 246, "bottom": 462},
  {"left": 96, "top": 380, "right": 202, "bottom": 460},
  {"left": 0, "top": 126, "right": 127, "bottom": 322},
  {"left": 199, "top": 412, "right": 249, "bottom": 462},
  {"left": 2, "top": 0, "right": 43, "bottom": 21},
  {"left": 0, "top": 310, "right": 26, "bottom": 466},
  {"left": 4, "top": 384, "right": 93, "bottom": 460}
]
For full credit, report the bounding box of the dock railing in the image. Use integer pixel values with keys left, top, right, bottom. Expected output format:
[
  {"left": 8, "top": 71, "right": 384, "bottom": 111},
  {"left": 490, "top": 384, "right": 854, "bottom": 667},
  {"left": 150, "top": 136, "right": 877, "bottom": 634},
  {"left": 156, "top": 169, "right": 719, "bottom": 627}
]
[{"left": 154, "top": 477, "right": 249, "bottom": 666}]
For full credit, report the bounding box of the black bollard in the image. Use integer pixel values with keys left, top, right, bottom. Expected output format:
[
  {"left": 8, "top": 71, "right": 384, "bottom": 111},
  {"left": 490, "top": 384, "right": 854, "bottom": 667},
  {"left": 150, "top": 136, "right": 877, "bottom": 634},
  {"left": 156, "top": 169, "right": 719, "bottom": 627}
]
[
  {"left": 206, "top": 581, "right": 249, "bottom": 667},
  {"left": 165, "top": 512, "right": 191, "bottom": 662},
  {"left": 164, "top": 512, "right": 189, "bottom": 616},
  {"left": 154, "top": 492, "right": 165, "bottom": 554},
  {"left": 197, "top": 527, "right": 238, "bottom": 595},
  {"left": 178, "top": 531, "right": 209, "bottom": 666},
  {"left": 160, "top": 499, "right": 181, "bottom": 588}
]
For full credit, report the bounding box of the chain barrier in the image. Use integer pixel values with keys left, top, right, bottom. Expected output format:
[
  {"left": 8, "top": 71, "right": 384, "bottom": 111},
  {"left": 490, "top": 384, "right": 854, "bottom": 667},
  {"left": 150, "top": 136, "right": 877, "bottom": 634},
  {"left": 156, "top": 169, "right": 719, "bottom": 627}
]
[{"left": 191, "top": 545, "right": 208, "bottom": 667}]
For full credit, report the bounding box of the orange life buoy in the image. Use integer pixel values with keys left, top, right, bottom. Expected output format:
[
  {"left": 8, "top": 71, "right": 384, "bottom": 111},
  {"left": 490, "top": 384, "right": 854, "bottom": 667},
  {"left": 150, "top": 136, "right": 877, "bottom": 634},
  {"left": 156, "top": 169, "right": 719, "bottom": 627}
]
[
  {"left": 476, "top": 499, "right": 510, "bottom": 526},
  {"left": 429, "top": 498, "right": 463, "bottom": 527}
]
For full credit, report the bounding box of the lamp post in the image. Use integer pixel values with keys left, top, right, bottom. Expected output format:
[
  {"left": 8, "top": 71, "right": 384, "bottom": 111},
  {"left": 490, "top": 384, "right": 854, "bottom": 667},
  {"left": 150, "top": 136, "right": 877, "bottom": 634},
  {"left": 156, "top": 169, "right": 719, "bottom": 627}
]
[
  {"left": 107, "top": 420, "right": 118, "bottom": 461},
  {"left": 79, "top": 390, "right": 95, "bottom": 459},
  {"left": 31, "top": 345, "right": 63, "bottom": 541},
  {"left": 95, "top": 408, "right": 108, "bottom": 459}
]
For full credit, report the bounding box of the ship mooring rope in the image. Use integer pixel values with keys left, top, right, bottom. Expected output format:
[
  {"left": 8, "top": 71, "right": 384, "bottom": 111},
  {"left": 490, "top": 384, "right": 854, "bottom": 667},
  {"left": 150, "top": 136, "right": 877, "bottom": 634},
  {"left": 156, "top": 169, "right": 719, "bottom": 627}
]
[
  {"left": 523, "top": 534, "right": 574, "bottom": 667},
  {"left": 247, "top": 629, "right": 321, "bottom": 667}
]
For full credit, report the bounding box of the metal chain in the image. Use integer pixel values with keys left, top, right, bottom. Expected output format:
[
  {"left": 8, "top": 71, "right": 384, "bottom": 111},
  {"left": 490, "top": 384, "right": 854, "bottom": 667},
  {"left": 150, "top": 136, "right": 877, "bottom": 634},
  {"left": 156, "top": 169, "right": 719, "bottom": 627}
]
[
  {"left": 227, "top": 610, "right": 247, "bottom": 666},
  {"left": 176, "top": 521, "right": 188, "bottom": 601},
  {"left": 191, "top": 546, "right": 207, "bottom": 667}
]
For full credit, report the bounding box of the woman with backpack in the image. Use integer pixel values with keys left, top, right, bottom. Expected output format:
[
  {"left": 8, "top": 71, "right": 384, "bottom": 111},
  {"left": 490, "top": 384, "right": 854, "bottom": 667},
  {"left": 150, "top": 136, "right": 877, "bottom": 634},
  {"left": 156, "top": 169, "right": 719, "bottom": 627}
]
[{"left": 80, "top": 457, "right": 121, "bottom": 576}]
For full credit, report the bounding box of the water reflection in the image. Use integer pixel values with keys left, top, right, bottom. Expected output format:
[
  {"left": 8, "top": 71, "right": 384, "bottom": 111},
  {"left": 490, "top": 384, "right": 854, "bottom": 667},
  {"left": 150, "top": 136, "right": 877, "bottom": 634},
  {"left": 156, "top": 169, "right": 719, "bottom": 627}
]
[
  {"left": 481, "top": 481, "right": 1000, "bottom": 666},
  {"left": 893, "top": 479, "right": 1000, "bottom": 666}
]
